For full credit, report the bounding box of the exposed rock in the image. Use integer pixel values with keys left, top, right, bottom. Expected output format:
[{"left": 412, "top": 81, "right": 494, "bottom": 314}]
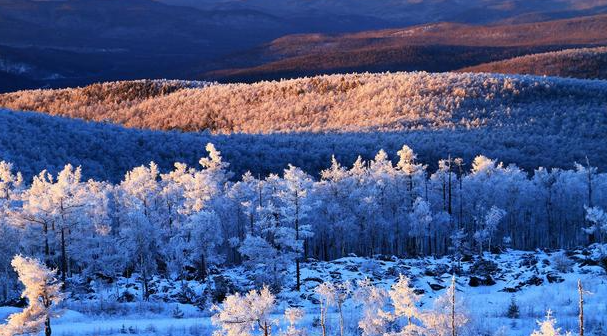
[
  {"left": 519, "top": 254, "right": 538, "bottom": 268},
  {"left": 303, "top": 277, "right": 324, "bottom": 283},
  {"left": 461, "top": 254, "right": 474, "bottom": 263},
  {"left": 546, "top": 273, "right": 564, "bottom": 283},
  {"left": 429, "top": 283, "right": 446, "bottom": 291},
  {"left": 580, "top": 259, "right": 599, "bottom": 267},
  {"left": 470, "top": 259, "right": 499, "bottom": 276},
  {"left": 524, "top": 275, "right": 544, "bottom": 286},
  {"left": 468, "top": 275, "right": 496, "bottom": 287},
  {"left": 329, "top": 271, "right": 342, "bottom": 279},
  {"left": 413, "top": 288, "right": 426, "bottom": 295},
  {"left": 118, "top": 290, "right": 136, "bottom": 302},
  {"left": 373, "top": 254, "right": 396, "bottom": 262},
  {"left": 0, "top": 297, "right": 27, "bottom": 308}
]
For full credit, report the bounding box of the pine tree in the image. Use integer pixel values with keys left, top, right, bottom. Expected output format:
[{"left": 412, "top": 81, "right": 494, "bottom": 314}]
[{"left": 506, "top": 295, "right": 520, "bottom": 319}]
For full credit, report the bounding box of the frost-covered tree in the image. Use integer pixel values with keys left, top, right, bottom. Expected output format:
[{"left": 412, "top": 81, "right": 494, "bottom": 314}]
[
  {"left": 474, "top": 206, "right": 506, "bottom": 255},
  {"left": 0, "top": 255, "right": 64, "bottom": 336},
  {"left": 389, "top": 274, "right": 423, "bottom": 328},
  {"left": 282, "top": 307, "right": 305, "bottom": 336},
  {"left": 354, "top": 279, "right": 390, "bottom": 336},
  {"left": 0, "top": 161, "right": 22, "bottom": 301},
  {"left": 530, "top": 310, "right": 571, "bottom": 336},
  {"left": 423, "top": 277, "right": 468, "bottom": 336},
  {"left": 315, "top": 282, "right": 334, "bottom": 336},
  {"left": 409, "top": 197, "right": 433, "bottom": 255},
  {"left": 187, "top": 210, "right": 224, "bottom": 281},
  {"left": 15, "top": 165, "right": 89, "bottom": 284},
  {"left": 277, "top": 165, "right": 314, "bottom": 291},
  {"left": 212, "top": 286, "right": 276, "bottom": 336},
  {"left": 396, "top": 145, "right": 426, "bottom": 209},
  {"left": 584, "top": 206, "right": 607, "bottom": 243},
  {"left": 118, "top": 210, "right": 159, "bottom": 300}
]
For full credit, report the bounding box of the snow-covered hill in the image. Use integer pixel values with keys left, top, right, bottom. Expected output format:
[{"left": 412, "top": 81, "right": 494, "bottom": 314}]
[{"left": 460, "top": 47, "right": 607, "bottom": 80}]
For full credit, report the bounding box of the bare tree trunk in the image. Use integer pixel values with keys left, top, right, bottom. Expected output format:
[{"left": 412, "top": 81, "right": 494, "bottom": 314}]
[
  {"left": 320, "top": 300, "right": 327, "bottom": 336},
  {"left": 338, "top": 302, "right": 344, "bottom": 336},
  {"left": 43, "top": 222, "right": 50, "bottom": 266},
  {"left": 199, "top": 253, "right": 207, "bottom": 282},
  {"left": 45, "top": 316, "right": 52, "bottom": 336},
  {"left": 295, "top": 190, "right": 301, "bottom": 292},
  {"left": 60, "top": 227, "right": 67, "bottom": 286},
  {"left": 451, "top": 276, "right": 456, "bottom": 336},
  {"left": 579, "top": 279, "right": 585, "bottom": 336}
]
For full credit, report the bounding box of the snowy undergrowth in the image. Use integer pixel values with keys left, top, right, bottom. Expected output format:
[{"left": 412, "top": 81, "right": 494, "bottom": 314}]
[{"left": 2, "top": 247, "right": 606, "bottom": 336}]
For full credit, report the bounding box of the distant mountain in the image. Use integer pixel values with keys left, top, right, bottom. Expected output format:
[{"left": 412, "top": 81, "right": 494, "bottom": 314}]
[
  {"left": 207, "top": 15, "right": 607, "bottom": 82},
  {"left": 159, "top": 0, "right": 607, "bottom": 25},
  {"left": 459, "top": 47, "right": 607, "bottom": 80},
  {"left": 0, "top": 0, "right": 302, "bottom": 92},
  {"left": 3, "top": 0, "right": 607, "bottom": 92}
]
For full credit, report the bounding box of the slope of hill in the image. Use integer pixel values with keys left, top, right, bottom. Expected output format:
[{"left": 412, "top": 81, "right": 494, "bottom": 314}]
[
  {"left": 208, "top": 15, "right": 607, "bottom": 81},
  {"left": 459, "top": 47, "right": 607, "bottom": 79},
  {"left": 2, "top": 72, "right": 606, "bottom": 135},
  {"left": 4, "top": 104, "right": 606, "bottom": 182},
  {"left": 1, "top": 73, "right": 606, "bottom": 180}
]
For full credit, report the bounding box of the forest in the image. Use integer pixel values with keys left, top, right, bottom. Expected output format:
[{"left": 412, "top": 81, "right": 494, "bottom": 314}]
[
  {"left": 1, "top": 142, "right": 605, "bottom": 297},
  {"left": 460, "top": 47, "right": 607, "bottom": 80},
  {"left": 1, "top": 142, "right": 606, "bottom": 335}
]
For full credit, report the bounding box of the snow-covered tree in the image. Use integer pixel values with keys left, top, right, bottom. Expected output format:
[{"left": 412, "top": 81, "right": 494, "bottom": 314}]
[
  {"left": 530, "top": 310, "right": 571, "bottom": 336},
  {"left": 282, "top": 307, "right": 305, "bottom": 336},
  {"left": 584, "top": 206, "right": 607, "bottom": 242},
  {"left": 354, "top": 279, "right": 390, "bottom": 336},
  {"left": 15, "top": 165, "right": 90, "bottom": 284},
  {"left": 396, "top": 145, "right": 426, "bottom": 209},
  {"left": 0, "top": 161, "right": 22, "bottom": 301},
  {"left": 277, "top": 165, "right": 314, "bottom": 291},
  {"left": 212, "top": 286, "right": 276, "bottom": 336},
  {"left": 187, "top": 210, "right": 224, "bottom": 280},
  {"left": 422, "top": 277, "right": 468, "bottom": 336},
  {"left": 409, "top": 197, "right": 433, "bottom": 255},
  {"left": 0, "top": 255, "right": 64, "bottom": 336},
  {"left": 474, "top": 206, "right": 506, "bottom": 255},
  {"left": 389, "top": 274, "right": 423, "bottom": 328},
  {"left": 118, "top": 210, "right": 159, "bottom": 300}
]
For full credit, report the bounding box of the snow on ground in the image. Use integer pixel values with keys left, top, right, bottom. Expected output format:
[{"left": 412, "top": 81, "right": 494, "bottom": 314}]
[{"left": 2, "top": 247, "right": 606, "bottom": 336}]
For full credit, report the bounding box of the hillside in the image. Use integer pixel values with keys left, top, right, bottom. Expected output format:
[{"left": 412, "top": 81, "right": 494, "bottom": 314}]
[
  {"left": 1, "top": 73, "right": 607, "bottom": 181},
  {"left": 208, "top": 15, "right": 607, "bottom": 81},
  {"left": 2, "top": 72, "right": 606, "bottom": 134},
  {"left": 459, "top": 47, "right": 607, "bottom": 79}
]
